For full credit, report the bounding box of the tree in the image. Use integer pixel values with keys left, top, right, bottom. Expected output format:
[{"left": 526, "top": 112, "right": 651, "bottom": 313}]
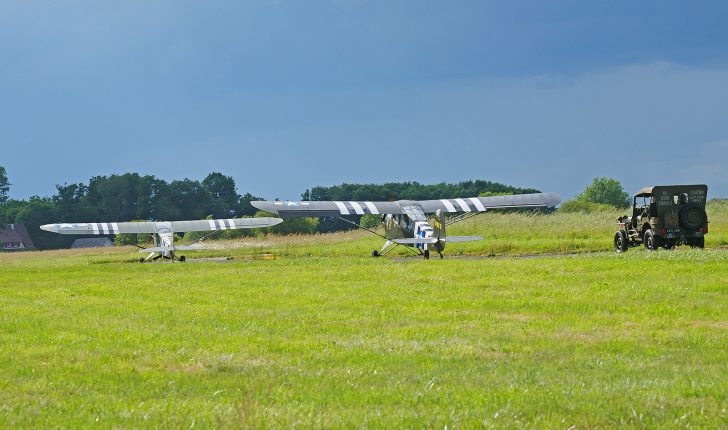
[
  {"left": 239, "top": 193, "right": 263, "bottom": 216},
  {"left": 169, "top": 179, "right": 213, "bottom": 220},
  {"left": 15, "top": 198, "right": 73, "bottom": 249},
  {"left": 576, "top": 177, "right": 630, "bottom": 208},
  {"left": 202, "top": 172, "right": 240, "bottom": 217},
  {"left": 255, "top": 211, "right": 319, "bottom": 235},
  {"left": 0, "top": 165, "right": 9, "bottom": 205},
  {"left": 85, "top": 174, "right": 145, "bottom": 221},
  {"left": 54, "top": 183, "right": 92, "bottom": 222}
]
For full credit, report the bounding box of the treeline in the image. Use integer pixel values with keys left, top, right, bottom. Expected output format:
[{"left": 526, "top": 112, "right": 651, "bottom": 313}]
[
  {"left": 0, "top": 169, "right": 540, "bottom": 250},
  {"left": 303, "top": 180, "right": 539, "bottom": 202}
]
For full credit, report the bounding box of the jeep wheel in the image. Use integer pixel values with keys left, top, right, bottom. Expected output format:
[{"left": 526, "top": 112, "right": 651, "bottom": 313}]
[
  {"left": 644, "top": 229, "right": 661, "bottom": 251},
  {"left": 662, "top": 239, "right": 676, "bottom": 250},
  {"left": 614, "top": 231, "right": 628, "bottom": 253},
  {"left": 689, "top": 237, "right": 705, "bottom": 249}
]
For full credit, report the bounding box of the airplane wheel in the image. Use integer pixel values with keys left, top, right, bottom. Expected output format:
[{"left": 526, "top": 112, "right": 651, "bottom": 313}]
[
  {"left": 179, "top": 256, "right": 186, "bottom": 262},
  {"left": 424, "top": 250, "right": 430, "bottom": 260},
  {"left": 371, "top": 250, "right": 380, "bottom": 257},
  {"left": 139, "top": 258, "right": 145, "bottom": 263},
  {"left": 439, "top": 253, "right": 443, "bottom": 259}
]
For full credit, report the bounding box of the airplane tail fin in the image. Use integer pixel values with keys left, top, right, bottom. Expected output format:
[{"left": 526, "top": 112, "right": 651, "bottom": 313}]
[
  {"left": 441, "top": 236, "right": 483, "bottom": 242},
  {"left": 139, "top": 246, "right": 174, "bottom": 253},
  {"left": 174, "top": 245, "right": 203, "bottom": 251}
]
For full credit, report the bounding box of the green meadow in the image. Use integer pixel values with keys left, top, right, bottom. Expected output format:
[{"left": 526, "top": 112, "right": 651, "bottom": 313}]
[{"left": 1, "top": 203, "right": 727, "bottom": 428}]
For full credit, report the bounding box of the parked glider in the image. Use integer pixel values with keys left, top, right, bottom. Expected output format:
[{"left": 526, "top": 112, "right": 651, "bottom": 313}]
[
  {"left": 252, "top": 193, "right": 560, "bottom": 259},
  {"left": 40, "top": 217, "right": 282, "bottom": 262}
]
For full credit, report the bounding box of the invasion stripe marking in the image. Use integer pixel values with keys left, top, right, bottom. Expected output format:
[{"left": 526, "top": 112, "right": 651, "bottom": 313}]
[
  {"left": 227, "top": 219, "right": 236, "bottom": 229},
  {"left": 101, "top": 223, "right": 109, "bottom": 234},
  {"left": 334, "top": 201, "right": 350, "bottom": 215},
  {"left": 454, "top": 198, "right": 472, "bottom": 212},
  {"left": 469, "top": 197, "right": 486, "bottom": 211},
  {"left": 364, "top": 202, "right": 379, "bottom": 214},
  {"left": 92, "top": 223, "right": 99, "bottom": 235},
  {"left": 440, "top": 199, "right": 457, "bottom": 212},
  {"left": 209, "top": 219, "right": 217, "bottom": 230},
  {"left": 349, "top": 201, "right": 365, "bottom": 215},
  {"left": 111, "top": 223, "right": 119, "bottom": 234}
]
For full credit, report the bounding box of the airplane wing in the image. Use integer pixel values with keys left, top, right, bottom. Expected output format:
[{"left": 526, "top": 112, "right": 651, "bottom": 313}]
[
  {"left": 169, "top": 217, "right": 282, "bottom": 232},
  {"left": 40, "top": 217, "right": 282, "bottom": 235},
  {"left": 251, "top": 200, "right": 403, "bottom": 216},
  {"left": 251, "top": 192, "right": 560, "bottom": 217},
  {"left": 41, "top": 222, "right": 159, "bottom": 235},
  {"left": 417, "top": 193, "right": 561, "bottom": 213}
]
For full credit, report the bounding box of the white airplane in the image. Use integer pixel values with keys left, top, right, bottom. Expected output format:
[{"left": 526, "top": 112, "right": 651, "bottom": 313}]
[
  {"left": 40, "top": 217, "right": 282, "bottom": 262},
  {"left": 253, "top": 192, "right": 560, "bottom": 259}
]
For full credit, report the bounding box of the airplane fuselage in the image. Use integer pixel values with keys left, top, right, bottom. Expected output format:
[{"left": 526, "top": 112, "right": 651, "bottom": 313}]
[
  {"left": 155, "top": 222, "right": 175, "bottom": 259},
  {"left": 380, "top": 206, "right": 447, "bottom": 258},
  {"left": 383, "top": 214, "right": 434, "bottom": 248}
]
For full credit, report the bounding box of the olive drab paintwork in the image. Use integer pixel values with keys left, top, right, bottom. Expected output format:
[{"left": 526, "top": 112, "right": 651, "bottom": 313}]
[{"left": 614, "top": 184, "right": 709, "bottom": 252}]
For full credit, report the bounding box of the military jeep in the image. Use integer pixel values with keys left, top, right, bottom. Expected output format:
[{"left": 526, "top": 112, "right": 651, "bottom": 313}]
[{"left": 614, "top": 184, "right": 708, "bottom": 252}]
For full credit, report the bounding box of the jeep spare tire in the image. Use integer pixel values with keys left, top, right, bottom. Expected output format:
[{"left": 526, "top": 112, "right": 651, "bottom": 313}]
[{"left": 679, "top": 203, "right": 707, "bottom": 231}]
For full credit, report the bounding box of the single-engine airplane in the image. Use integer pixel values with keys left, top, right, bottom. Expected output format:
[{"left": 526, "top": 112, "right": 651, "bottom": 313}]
[
  {"left": 40, "top": 217, "right": 282, "bottom": 262},
  {"left": 252, "top": 193, "right": 560, "bottom": 259}
]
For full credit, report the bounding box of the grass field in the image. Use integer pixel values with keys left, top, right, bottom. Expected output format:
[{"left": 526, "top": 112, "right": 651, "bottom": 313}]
[{"left": 1, "top": 204, "right": 727, "bottom": 428}]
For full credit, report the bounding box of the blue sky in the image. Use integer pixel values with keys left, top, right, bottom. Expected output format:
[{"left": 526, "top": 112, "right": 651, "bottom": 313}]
[{"left": 2, "top": 1, "right": 727, "bottom": 201}]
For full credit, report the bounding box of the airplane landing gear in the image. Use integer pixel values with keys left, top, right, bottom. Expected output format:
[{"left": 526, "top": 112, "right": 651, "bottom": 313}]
[
  {"left": 371, "top": 250, "right": 380, "bottom": 257},
  {"left": 141, "top": 253, "right": 162, "bottom": 263},
  {"left": 438, "top": 252, "right": 443, "bottom": 259},
  {"left": 179, "top": 256, "right": 186, "bottom": 262},
  {"left": 424, "top": 250, "right": 430, "bottom": 260}
]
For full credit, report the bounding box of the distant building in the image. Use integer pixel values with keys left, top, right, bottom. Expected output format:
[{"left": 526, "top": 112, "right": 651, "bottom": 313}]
[
  {"left": 71, "top": 237, "right": 114, "bottom": 249},
  {"left": 0, "top": 224, "right": 35, "bottom": 251}
]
